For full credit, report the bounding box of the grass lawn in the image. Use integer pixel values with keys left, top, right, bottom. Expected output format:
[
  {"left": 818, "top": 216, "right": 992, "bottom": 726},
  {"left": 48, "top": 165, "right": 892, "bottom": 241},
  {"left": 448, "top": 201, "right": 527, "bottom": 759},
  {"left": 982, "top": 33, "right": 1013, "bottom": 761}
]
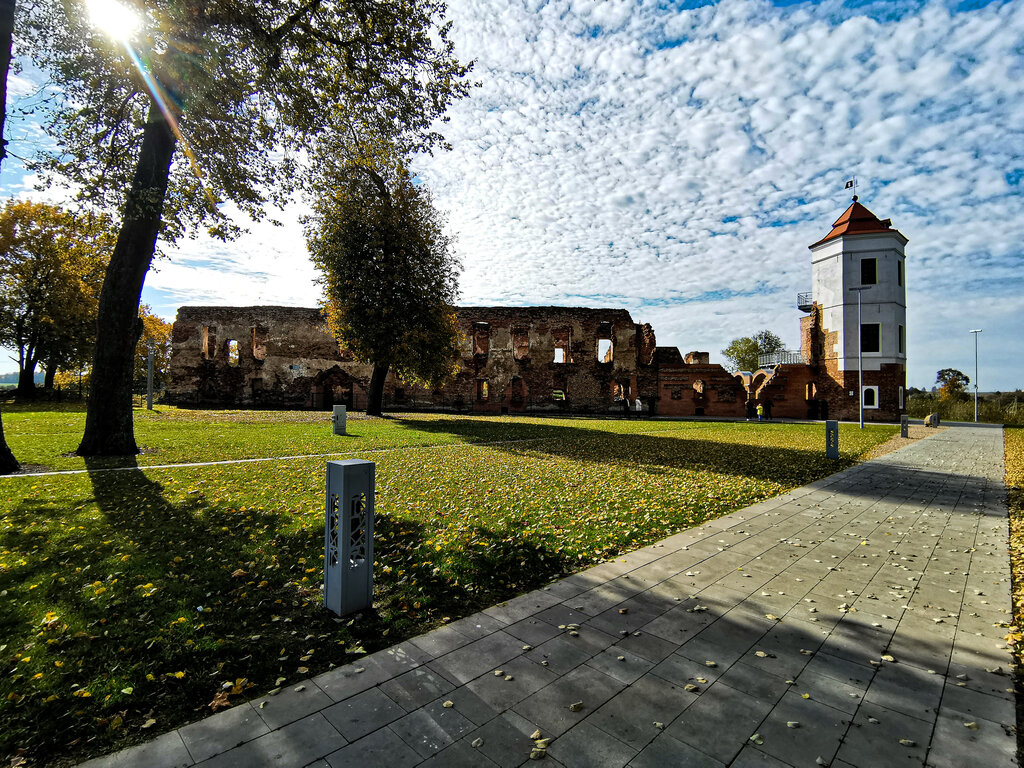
[{"left": 0, "top": 407, "right": 897, "bottom": 767}]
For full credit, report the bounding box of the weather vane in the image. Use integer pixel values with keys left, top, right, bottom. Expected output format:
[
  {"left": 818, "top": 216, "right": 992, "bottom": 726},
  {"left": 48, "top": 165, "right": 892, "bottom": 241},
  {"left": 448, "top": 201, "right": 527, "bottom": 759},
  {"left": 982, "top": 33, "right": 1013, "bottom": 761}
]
[{"left": 844, "top": 176, "right": 858, "bottom": 201}]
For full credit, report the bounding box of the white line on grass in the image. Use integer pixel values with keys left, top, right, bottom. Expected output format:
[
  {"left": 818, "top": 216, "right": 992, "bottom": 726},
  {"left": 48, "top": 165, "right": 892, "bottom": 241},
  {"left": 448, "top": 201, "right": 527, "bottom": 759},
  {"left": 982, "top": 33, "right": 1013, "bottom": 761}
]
[{"left": 5, "top": 425, "right": 703, "bottom": 479}]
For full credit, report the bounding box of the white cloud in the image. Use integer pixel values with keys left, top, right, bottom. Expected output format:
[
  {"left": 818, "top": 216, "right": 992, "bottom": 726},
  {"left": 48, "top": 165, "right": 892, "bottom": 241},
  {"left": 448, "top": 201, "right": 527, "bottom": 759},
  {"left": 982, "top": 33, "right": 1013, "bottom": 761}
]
[{"left": 3, "top": 0, "right": 1022, "bottom": 390}]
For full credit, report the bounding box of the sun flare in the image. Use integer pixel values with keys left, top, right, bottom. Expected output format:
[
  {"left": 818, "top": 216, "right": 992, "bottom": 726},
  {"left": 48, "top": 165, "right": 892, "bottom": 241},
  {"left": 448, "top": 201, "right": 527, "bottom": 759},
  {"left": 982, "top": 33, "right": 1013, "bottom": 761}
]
[{"left": 86, "top": 0, "right": 141, "bottom": 41}]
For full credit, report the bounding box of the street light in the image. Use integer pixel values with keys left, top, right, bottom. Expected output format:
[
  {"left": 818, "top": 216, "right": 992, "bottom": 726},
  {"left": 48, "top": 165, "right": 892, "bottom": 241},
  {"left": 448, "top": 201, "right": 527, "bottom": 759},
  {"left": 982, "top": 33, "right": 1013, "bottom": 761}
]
[
  {"left": 850, "top": 286, "right": 870, "bottom": 429},
  {"left": 969, "top": 329, "right": 982, "bottom": 423}
]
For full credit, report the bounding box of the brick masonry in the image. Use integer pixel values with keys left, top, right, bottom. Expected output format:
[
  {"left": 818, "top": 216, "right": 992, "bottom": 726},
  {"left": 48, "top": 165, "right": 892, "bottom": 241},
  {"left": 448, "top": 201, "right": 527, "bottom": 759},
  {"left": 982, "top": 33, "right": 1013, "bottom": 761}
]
[{"left": 167, "top": 303, "right": 904, "bottom": 422}]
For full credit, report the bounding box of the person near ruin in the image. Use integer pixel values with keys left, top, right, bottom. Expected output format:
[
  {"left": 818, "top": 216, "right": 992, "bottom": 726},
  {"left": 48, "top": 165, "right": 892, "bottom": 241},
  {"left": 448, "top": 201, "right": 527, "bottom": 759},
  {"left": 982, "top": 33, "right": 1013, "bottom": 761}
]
[{"left": 756, "top": 402, "right": 764, "bottom": 422}]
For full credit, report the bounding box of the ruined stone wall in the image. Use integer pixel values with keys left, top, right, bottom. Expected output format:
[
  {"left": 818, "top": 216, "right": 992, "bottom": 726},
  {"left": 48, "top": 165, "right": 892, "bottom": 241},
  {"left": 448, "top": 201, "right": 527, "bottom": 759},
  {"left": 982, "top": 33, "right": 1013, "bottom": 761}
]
[
  {"left": 168, "top": 305, "right": 659, "bottom": 413},
  {"left": 752, "top": 364, "right": 817, "bottom": 419},
  {"left": 167, "top": 306, "right": 366, "bottom": 408},
  {"left": 655, "top": 349, "right": 747, "bottom": 417}
]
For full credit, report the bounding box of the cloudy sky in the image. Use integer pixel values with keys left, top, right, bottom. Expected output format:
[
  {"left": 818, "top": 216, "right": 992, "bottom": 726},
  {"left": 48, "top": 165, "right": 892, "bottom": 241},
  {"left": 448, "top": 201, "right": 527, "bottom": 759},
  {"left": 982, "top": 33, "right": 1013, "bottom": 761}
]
[{"left": 2, "top": 0, "right": 1022, "bottom": 390}]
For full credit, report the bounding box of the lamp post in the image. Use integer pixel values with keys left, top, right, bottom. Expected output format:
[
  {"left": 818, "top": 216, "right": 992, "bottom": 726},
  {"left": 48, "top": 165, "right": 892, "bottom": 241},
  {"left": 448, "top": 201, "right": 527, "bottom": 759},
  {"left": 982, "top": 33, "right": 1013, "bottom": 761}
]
[
  {"left": 969, "top": 329, "right": 982, "bottom": 423},
  {"left": 146, "top": 341, "right": 154, "bottom": 410},
  {"left": 850, "top": 286, "right": 870, "bottom": 429}
]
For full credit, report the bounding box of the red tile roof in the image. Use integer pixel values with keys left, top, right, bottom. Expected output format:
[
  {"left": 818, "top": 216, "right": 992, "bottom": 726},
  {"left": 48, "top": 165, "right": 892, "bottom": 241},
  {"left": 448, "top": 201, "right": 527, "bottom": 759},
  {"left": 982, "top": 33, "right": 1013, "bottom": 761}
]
[{"left": 810, "top": 198, "right": 898, "bottom": 248}]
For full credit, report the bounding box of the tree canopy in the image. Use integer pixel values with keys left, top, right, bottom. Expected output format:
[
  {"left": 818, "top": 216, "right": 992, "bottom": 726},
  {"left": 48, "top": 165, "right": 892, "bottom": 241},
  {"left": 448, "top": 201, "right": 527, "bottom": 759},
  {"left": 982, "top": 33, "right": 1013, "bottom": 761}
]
[
  {"left": 306, "top": 163, "right": 461, "bottom": 416},
  {"left": 936, "top": 368, "right": 970, "bottom": 402},
  {"left": 18, "top": 0, "right": 474, "bottom": 454},
  {"left": 0, "top": 199, "right": 115, "bottom": 396},
  {"left": 721, "top": 329, "right": 785, "bottom": 372}
]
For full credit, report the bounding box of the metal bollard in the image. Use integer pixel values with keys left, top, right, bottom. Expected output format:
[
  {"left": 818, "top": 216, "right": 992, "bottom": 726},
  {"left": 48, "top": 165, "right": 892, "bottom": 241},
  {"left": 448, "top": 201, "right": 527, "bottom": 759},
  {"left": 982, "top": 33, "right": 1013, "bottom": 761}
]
[
  {"left": 324, "top": 460, "right": 374, "bottom": 616},
  {"left": 825, "top": 420, "right": 839, "bottom": 459},
  {"left": 332, "top": 405, "right": 347, "bottom": 435},
  {"left": 900, "top": 415, "right": 909, "bottom": 438}
]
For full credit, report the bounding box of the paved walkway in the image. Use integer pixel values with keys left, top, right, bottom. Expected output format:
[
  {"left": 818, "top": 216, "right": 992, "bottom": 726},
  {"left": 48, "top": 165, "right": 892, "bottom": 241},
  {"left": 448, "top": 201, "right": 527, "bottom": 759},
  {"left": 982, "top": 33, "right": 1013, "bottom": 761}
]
[{"left": 82, "top": 425, "right": 1017, "bottom": 768}]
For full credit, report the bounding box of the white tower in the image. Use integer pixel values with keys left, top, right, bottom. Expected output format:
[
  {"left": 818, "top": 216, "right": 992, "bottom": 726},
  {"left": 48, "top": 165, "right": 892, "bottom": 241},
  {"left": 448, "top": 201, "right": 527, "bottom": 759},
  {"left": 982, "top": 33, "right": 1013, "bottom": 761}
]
[{"left": 808, "top": 197, "right": 908, "bottom": 419}]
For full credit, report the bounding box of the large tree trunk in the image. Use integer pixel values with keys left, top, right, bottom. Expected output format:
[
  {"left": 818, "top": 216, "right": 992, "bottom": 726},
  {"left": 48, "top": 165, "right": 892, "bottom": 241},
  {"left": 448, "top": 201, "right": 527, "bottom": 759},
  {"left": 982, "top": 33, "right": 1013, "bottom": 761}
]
[
  {"left": 43, "top": 362, "right": 56, "bottom": 391},
  {"left": 0, "top": 407, "right": 16, "bottom": 474},
  {"left": 16, "top": 361, "right": 36, "bottom": 399},
  {"left": 366, "top": 362, "right": 389, "bottom": 416},
  {"left": 0, "top": 0, "right": 15, "bottom": 471},
  {"left": 77, "top": 105, "right": 177, "bottom": 456}
]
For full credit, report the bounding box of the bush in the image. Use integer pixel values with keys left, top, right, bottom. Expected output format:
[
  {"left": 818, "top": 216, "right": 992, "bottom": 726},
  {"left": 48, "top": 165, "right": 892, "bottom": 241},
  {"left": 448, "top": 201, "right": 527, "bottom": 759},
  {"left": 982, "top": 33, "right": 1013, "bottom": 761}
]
[{"left": 907, "top": 393, "right": 1024, "bottom": 425}]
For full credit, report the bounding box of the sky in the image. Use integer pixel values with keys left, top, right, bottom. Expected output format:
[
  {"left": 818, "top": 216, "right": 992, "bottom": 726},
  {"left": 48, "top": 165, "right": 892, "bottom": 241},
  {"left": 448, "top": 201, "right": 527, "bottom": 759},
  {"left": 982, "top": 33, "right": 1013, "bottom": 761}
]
[{"left": 1, "top": 0, "right": 1022, "bottom": 390}]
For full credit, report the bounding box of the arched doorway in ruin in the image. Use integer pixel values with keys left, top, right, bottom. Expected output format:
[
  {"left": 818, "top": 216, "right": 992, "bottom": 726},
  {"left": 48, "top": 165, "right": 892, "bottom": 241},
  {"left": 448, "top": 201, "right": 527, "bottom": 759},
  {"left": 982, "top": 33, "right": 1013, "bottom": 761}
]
[{"left": 310, "top": 367, "right": 366, "bottom": 411}]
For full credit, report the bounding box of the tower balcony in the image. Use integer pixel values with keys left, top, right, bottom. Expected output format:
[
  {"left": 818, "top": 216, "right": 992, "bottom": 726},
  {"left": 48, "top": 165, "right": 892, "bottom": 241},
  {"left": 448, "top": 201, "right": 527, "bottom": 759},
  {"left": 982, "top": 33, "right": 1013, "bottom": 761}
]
[
  {"left": 758, "top": 350, "right": 808, "bottom": 369},
  {"left": 797, "top": 292, "right": 814, "bottom": 312}
]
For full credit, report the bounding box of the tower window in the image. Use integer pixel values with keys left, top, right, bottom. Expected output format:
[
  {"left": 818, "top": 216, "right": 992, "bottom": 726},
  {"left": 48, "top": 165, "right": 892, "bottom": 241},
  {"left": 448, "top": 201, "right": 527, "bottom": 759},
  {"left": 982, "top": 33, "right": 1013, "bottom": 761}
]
[
  {"left": 861, "top": 323, "right": 880, "bottom": 353},
  {"left": 897, "top": 260, "right": 904, "bottom": 287},
  {"left": 898, "top": 325, "right": 905, "bottom": 355},
  {"left": 860, "top": 258, "right": 877, "bottom": 286},
  {"left": 862, "top": 386, "right": 879, "bottom": 408}
]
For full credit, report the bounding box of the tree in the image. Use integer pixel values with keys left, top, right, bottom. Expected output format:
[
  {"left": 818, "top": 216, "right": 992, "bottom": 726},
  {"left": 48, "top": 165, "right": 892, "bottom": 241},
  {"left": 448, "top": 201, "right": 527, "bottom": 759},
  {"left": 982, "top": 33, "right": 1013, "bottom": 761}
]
[
  {"left": 133, "top": 306, "right": 172, "bottom": 391},
  {"left": 0, "top": 0, "right": 17, "bottom": 473},
  {"left": 936, "top": 368, "right": 970, "bottom": 402},
  {"left": 22, "top": 0, "right": 473, "bottom": 455},
  {"left": 0, "top": 200, "right": 114, "bottom": 397},
  {"left": 54, "top": 305, "right": 172, "bottom": 397},
  {"left": 306, "top": 164, "right": 461, "bottom": 416},
  {"left": 721, "top": 329, "right": 786, "bottom": 372}
]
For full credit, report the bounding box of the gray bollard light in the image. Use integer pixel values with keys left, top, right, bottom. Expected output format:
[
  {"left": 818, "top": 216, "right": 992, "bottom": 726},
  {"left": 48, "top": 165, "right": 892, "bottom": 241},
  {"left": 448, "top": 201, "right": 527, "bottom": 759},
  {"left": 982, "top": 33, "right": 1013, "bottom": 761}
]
[
  {"left": 825, "top": 420, "right": 840, "bottom": 459},
  {"left": 332, "top": 405, "right": 347, "bottom": 435},
  {"left": 324, "top": 459, "right": 374, "bottom": 616},
  {"left": 900, "top": 415, "right": 909, "bottom": 438}
]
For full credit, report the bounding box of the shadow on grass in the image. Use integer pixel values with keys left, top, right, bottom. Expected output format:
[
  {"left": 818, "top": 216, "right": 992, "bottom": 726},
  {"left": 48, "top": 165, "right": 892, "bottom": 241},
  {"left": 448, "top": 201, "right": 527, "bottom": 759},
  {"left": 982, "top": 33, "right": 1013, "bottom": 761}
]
[
  {"left": 393, "top": 417, "right": 865, "bottom": 485},
  {"left": 0, "top": 456, "right": 578, "bottom": 767}
]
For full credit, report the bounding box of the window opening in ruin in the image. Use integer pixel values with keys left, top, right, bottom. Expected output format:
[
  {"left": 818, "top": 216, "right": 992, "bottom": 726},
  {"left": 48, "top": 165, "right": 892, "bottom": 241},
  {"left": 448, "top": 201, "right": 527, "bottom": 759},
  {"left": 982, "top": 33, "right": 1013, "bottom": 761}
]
[
  {"left": 227, "top": 339, "right": 239, "bottom": 366},
  {"left": 693, "top": 379, "right": 706, "bottom": 396},
  {"left": 252, "top": 326, "right": 268, "bottom": 360},
  {"left": 596, "top": 322, "right": 613, "bottom": 363},
  {"left": 552, "top": 389, "right": 565, "bottom": 401},
  {"left": 473, "top": 322, "right": 490, "bottom": 356},
  {"left": 861, "top": 323, "right": 880, "bottom": 353},
  {"left": 512, "top": 328, "right": 530, "bottom": 360},
  {"left": 861, "top": 258, "right": 877, "bottom": 285},
  {"left": 201, "top": 325, "right": 215, "bottom": 359},
  {"left": 552, "top": 328, "right": 571, "bottom": 363},
  {"left": 897, "top": 260, "right": 904, "bottom": 287},
  {"left": 898, "top": 324, "right": 905, "bottom": 355},
  {"left": 806, "top": 382, "right": 817, "bottom": 400},
  {"left": 863, "top": 386, "right": 879, "bottom": 408},
  {"left": 477, "top": 380, "right": 489, "bottom": 401}
]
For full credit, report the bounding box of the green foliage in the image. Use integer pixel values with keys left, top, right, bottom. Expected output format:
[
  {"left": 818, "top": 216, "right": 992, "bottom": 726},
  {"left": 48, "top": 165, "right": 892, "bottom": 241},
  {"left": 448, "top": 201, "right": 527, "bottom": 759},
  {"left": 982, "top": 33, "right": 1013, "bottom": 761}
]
[
  {"left": 935, "top": 368, "right": 970, "bottom": 402},
  {"left": 0, "top": 410, "right": 895, "bottom": 765},
  {"left": 307, "top": 165, "right": 462, "bottom": 391},
  {"left": 0, "top": 199, "right": 116, "bottom": 384},
  {"left": 22, "top": 0, "right": 475, "bottom": 239},
  {"left": 721, "top": 329, "right": 785, "bottom": 372},
  {"left": 907, "top": 392, "right": 1024, "bottom": 425}
]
